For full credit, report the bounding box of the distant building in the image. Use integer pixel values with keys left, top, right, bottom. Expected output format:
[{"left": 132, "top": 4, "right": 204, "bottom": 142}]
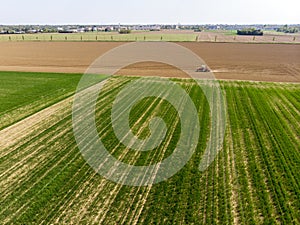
[
  {"left": 118, "top": 26, "right": 128, "bottom": 31},
  {"left": 27, "top": 29, "right": 37, "bottom": 34},
  {"left": 149, "top": 25, "right": 161, "bottom": 31},
  {"left": 77, "top": 28, "right": 85, "bottom": 33},
  {"left": 58, "top": 28, "right": 78, "bottom": 33}
]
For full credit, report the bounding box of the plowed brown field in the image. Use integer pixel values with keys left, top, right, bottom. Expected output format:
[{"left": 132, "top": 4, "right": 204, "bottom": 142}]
[{"left": 0, "top": 42, "right": 299, "bottom": 82}]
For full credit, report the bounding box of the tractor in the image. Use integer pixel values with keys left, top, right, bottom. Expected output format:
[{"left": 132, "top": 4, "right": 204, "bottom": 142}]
[{"left": 196, "top": 65, "right": 211, "bottom": 72}]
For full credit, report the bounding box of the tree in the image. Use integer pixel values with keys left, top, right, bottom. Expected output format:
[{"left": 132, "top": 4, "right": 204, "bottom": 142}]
[
  {"left": 237, "top": 28, "right": 263, "bottom": 36},
  {"left": 119, "top": 29, "right": 131, "bottom": 34}
]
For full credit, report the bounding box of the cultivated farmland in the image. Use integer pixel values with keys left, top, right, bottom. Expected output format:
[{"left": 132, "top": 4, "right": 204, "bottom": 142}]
[
  {"left": 0, "top": 74, "right": 299, "bottom": 224},
  {"left": 0, "top": 71, "right": 83, "bottom": 129},
  {"left": 0, "top": 42, "right": 299, "bottom": 82},
  {"left": 0, "top": 30, "right": 299, "bottom": 43}
]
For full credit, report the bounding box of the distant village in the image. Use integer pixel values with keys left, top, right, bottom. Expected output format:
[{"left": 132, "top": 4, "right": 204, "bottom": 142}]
[{"left": 0, "top": 24, "right": 299, "bottom": 34}]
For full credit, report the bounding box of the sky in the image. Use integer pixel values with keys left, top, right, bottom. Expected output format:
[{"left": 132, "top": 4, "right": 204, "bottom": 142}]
[{"left": 1, "top": 0, "right": 299, "bottom": 25}]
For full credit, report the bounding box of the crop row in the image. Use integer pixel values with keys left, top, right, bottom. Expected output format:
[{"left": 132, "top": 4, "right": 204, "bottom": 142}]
[{"left": 0, "top": 77, "right": 299, "bottom": 224}]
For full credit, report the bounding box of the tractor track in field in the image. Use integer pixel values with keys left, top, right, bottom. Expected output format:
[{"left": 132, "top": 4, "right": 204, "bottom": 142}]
[
  {"left": 15, "top": 77, "right": 166, "bottom": 221},
  {"left": 91, "top": 82, "right": 188, "bottom": 224},
  {"left": 0, "top": 79, "right": 112, "bottom": 223},
  {"left": 0, "top": 96, "right": 74, "bottom": 151}
]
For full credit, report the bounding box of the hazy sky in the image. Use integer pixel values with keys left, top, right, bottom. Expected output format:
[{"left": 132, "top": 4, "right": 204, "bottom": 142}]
[{"left": 1, "top": 0, "right": 299, "bottom": 24}]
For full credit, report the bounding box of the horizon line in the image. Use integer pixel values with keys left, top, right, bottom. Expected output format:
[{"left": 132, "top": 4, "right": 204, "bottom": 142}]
[{"left": 1, "top": 23, "right": 300, "bottom": 26}]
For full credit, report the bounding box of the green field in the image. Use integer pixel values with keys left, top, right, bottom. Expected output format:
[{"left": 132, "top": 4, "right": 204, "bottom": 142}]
[
  {"left": 0, "top": 32, "right": 199, "bottom": 42},
  {"left": 204, "top": 29, "right": 237, "bottom": 35},
  {"left": 0, "top": 73, "right": 299, "bottom": 224},
  {"left": 1, "top": 31, "right": 298, "bottom": 44},
  {"left": 0, "top": 71, "right": 106, "bottom": 129}
]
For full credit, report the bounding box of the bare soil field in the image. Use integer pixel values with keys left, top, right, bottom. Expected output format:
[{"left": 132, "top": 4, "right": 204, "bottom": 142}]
[
  {"left": 0, "top": 42, "right": 299, "bottom": 82},
  {"left": 0, "top": 42, "right": 124, "bottom": 73}
]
